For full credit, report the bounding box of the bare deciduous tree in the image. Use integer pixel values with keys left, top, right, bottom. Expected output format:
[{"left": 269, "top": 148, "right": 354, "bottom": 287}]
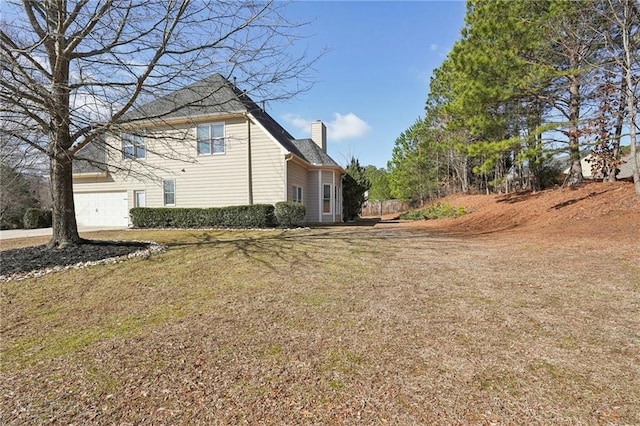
[
  {"left": 611, "top": 0, "right": 640, "bottom": 194},
  {"left": 0, "top": 0, "right": 320, "bottom": 247},
  {"left": 582, "top": 0, "right": 639, "bottom": 189}
]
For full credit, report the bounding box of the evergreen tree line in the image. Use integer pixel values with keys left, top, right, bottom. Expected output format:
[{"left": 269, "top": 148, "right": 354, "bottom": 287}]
[{"left": 386, "top": 0, "right": 640, "bottom": 202}]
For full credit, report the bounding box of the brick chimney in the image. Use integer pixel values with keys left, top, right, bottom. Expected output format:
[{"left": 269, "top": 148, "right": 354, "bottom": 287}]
[{"left": 310, "top": 120, "right": 326, "bottom": 153}]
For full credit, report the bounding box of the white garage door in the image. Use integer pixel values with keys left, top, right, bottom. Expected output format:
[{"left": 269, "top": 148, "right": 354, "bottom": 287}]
[{"left": 74, "top": 192, "right": 129, "bottom": 227}]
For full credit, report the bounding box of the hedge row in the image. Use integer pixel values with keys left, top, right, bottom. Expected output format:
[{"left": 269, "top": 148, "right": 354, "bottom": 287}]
[
  {"left": 274, "top": 202, "right": 306, "bottom": 227},
  {"left": 131, "top": 202, "right": 308, "bottom": 229},
  {"left": 130, "top": 204, "right": 283, "bottom": 229}
]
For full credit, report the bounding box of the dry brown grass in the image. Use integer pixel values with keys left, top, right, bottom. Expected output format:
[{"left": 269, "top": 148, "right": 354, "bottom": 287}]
[{"left": 1, "top": 183, "right": 639, "bottom": 424}]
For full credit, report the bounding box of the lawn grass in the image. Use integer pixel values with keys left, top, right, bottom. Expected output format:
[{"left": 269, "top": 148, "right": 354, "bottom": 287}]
[{"left": 1, "top": 225, "right": 639, "bottom": 424}]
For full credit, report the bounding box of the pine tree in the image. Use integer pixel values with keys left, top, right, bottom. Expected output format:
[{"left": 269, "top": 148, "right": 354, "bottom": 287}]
[{"left": 342, "top": 158, "right": 370, "bottom": 221}]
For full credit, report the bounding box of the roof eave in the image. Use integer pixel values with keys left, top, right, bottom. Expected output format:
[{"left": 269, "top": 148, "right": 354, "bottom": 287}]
[
  {"left": 72, "top": 171, "right": 109, "bottom": 179},
  {"left": 121, "top": 110, "right": 247, "bottom": 129}
]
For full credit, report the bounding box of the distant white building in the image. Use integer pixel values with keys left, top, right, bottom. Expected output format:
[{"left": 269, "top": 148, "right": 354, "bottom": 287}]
[{"left": 562, "top": 152, "right": 638, "bottom": 180}]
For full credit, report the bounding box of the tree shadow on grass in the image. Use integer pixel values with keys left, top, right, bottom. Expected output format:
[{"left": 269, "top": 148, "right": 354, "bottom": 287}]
[
  {"left": 1, "top": 224, "right": 469, "bottom": 281},
  {"left": 160, "top": 224, "right": 469, "bottom": 272}
]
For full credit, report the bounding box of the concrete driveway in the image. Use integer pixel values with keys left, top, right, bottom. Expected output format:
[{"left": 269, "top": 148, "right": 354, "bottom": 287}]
[{"left": 0, "top": 226, "right": 127, "bottom": 241}]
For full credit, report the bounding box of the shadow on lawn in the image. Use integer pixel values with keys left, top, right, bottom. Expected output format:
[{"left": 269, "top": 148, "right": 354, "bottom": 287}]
[{"left": 160, "top": 224, "right": 467, "bottom": 272}]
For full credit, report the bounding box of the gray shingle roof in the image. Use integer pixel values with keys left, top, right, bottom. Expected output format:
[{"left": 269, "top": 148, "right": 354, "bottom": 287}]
[
  {"left": 123, "top": 74, "right": 248, "bottom": 121},
  {"left": 124, "top": 73, "right": 341, "bottom": 168},
  {"left": 291, "top": 139, "right": 340, "bottom": 167},
  {"left": 73, "top": 137, "right": 108, "bottom": 174}
]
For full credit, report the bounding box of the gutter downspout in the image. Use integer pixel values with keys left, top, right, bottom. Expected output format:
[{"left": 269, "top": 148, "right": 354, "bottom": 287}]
[
  {"left": 339, "top": 170, "right": 343, "bottom": 222},
  {"left": 246, "top": 115, "right": 253, "bottom": 205},
  {"left": 318, "top": 169, "right": 322, "bottom": 224}
]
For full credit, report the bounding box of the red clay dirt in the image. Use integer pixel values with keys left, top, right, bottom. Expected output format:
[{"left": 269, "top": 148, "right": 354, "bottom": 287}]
[{"left": 387, "top": 181, "right": 640, "bottom": 247}]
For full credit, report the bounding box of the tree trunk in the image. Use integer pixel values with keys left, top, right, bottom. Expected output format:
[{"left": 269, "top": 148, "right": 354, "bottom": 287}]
[
  {"left": 48, "top": 150, "right": 85, "bottom": 248},
  {"left": 630, "top": 145, "right": 640, "bottom": 196},
  {"left": 565, "top": 74, "right": 584, "bottom": 188},
  {"left": 48, "top": 50, "right": 84, "bottom": 248},
  {"left": 621, "top": 0, "right": 640, "bottom": 195},
  {"left": 626, "top": 81, "right": 640, "bottom": 194},
  {"left": 528, "top": 99, "right": 543, "bottom": 192},
  {"left": 461, "top": 155, "right": 469, "bottom": 193},
  {"left": 46, "top": 14, "right": 85, "bottom": 249},
  {"left": 607, "top": 78, "right": 626, "bottom": 182}
]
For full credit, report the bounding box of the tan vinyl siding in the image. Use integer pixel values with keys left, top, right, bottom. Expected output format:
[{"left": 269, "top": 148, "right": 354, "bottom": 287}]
[
  {"left": 73, "top": 117, "right": 252, "bottom": 209},
  {"left": 179, "top": 117, "right": 249, "bottom": 207},
  {"left": 306, "top": 170, "right": 321, "bottom": 223},
  {"left": 287, "top": 160, "right": 309, "bottom": 220},
  {"left": 249, "top": 120, "right": 287, "bottom": 204}
]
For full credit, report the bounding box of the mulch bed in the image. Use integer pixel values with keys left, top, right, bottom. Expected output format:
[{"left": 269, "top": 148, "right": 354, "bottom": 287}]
[{"left": 0, "top": 241, "right": 154, "bottom": 278}]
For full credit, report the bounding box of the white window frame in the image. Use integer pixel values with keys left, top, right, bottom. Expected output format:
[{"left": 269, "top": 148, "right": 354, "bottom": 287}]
[
  {"left": 163, "top": 180, "right": 175, "bottom": 206},
  {"left": 134, "top": 190, "right": 146, "bottom": 207},
  {"left": 197, "top": 123, "right": 225, "bottom": 155},
  {"left": 322, "top": 183, "right": 331, "bottom": 214},
  {"left": 122, "top": 132, "right": 146, "bottom": 159},
  {"left": 292, "top": 185, "right": 303, "bottom": 203}
]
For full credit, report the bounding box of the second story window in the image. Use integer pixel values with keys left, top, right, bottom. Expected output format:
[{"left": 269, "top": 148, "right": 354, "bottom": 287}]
[
  {"left": 122, "top": 132, "right": 146, "bottom": 159},
  {"left": 197, "top": 123, "right": 225, "bottom": 155}
]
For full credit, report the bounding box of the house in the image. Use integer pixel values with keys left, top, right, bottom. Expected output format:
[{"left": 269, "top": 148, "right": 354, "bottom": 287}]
[
  {"left": 560, "top": 151, "right": 639, "bottom": 180},
  {"left": 614, "top": 152, "right": 639, "bottom": 180},
  {"left": 72, "top": 74, "right": 344, "bottom": 227}
]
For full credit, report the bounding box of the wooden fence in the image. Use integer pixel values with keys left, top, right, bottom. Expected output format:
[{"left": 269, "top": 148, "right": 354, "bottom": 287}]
[{"left": 360, "top": 200, "right": 409, "bottom": 217}]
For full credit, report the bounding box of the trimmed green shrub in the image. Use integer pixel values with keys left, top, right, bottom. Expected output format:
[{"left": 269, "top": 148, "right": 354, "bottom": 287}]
[
  {"left": 219, "top": 204, "right": 275, "bottom": 228},
  {"left": 1, "top": 208, "right": 26, "bottom": 230},
  {"left": 274, "top": 202, "right": 306, "bottom": 227},
  {"left": 399, "top": 202, "right": 466, "bottom": 221},
  {"left": 23, "top": 208, "right": 52, "bottom": 229},
  {"left": 130, "top": 204, "right": 276, "bottom": 229}
]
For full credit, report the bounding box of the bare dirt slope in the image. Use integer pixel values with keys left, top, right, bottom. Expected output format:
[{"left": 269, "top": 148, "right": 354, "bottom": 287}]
[{"left": 395, "top": 181, "right": 640, "bottom": 247}]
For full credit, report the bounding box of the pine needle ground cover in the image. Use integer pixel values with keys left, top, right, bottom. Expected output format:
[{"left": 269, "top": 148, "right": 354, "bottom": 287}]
[{"left": 1, "top": 186, "right": 639, "bottom": 424}]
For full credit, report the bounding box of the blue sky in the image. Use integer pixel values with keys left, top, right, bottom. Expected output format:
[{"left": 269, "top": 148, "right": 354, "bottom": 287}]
[{"left": 269, "top": 1, "right": 467, "bottom": 169}]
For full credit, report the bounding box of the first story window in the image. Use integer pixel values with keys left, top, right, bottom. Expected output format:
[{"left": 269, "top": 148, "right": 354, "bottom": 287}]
[
  {"left": 163, "top": 180, "right": 175, "bottom": 205},
  {"left": 197, "top": 123, "right": 225, "bottom": 155},
  {"left": 122, "top": 132, "right": 146, "bottom": 159},
  {"left": 134, "top": 190, "right": 146, "bottom": 207},
  {"left": 292, "top": 185, "right": 303, "bottom": 203},
  {"left": 322, "top": 184, "right": 331, "bottom": 214}
]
